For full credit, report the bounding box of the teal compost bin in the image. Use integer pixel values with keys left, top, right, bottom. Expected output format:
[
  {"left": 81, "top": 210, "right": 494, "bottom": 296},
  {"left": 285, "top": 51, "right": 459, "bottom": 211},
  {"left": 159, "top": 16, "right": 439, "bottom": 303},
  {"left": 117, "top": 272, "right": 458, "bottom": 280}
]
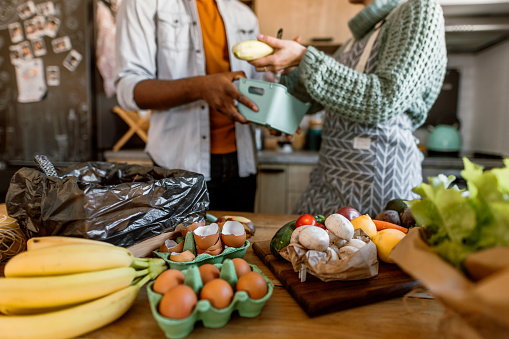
[{"left": 238, "top": 78, "right": 310, "bottom": 135}]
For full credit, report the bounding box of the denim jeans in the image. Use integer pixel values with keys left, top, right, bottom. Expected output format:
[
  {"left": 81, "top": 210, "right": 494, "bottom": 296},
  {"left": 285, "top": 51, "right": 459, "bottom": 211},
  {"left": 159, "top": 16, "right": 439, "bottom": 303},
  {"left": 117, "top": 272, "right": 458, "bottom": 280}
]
[{"left": 207, "top": 152, "right": 257, "bottom": 212}]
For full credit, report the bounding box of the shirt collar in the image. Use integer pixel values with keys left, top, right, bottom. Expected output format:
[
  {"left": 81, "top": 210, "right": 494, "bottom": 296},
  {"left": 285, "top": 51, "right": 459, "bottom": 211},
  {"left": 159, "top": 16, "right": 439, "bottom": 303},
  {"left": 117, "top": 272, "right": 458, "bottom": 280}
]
[{"left": 348, "top": 0, "right": 402, "bottom": 40}]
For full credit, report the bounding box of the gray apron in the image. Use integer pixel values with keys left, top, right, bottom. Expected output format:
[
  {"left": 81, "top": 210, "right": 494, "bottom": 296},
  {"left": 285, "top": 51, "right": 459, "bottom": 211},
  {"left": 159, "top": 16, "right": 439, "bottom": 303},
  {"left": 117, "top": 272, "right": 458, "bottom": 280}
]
[{"left": 294, "top": 12, "right": 422, "bottom": 217}]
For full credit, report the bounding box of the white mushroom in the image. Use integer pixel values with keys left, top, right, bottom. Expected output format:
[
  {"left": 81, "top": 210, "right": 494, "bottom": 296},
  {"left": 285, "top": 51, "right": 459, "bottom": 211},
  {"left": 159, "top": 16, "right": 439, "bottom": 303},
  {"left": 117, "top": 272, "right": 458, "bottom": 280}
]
[
  {"left": 346, "top": 238, "right": 366, "bottom": 249},
  {"left": 334, "top": 239, "right": 348, "bottom": 248},
  {"left": 298, "top": 226, "right": 329, "bottom": 252},
  {"left": 325, "top": 214, "right": 355, "bottom": 240},
  {"left": 290, "top": 224, "right": 312, "bottom": 244}
]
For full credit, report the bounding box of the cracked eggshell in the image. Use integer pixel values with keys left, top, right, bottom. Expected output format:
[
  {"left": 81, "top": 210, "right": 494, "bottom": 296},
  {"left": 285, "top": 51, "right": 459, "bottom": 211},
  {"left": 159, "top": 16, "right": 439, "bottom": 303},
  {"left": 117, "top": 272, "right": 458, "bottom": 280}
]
[
  {"left": 159, "top": 239, "right": 184, "bottom": 253},
  {"left": 196, "top": 237, "right": 223, "bottom": 256},
  {"left": 221, "top": 220, "right": 247, "bottom": 248},
  {"left": 170, "top": 250, "right": 196, "bottom": 262},
  {"left": 325, "top": 214, "right": 355, "bottom": 240},
  {"left": 298, "top": 226, "right": 329, "bottom": 252},
  {"left": 194, "top": 223, "right": 220, "bottom": 250},
  {"left": 182, "top": 221, "right": 204, "bottom": 238}
]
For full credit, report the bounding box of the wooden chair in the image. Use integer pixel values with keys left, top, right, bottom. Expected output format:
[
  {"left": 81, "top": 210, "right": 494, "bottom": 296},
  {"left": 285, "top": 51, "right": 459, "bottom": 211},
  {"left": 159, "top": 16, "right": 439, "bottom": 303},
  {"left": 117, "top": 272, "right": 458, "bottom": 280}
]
[{"left": 112, "top": 106, "right": 151, "bottom": 151}]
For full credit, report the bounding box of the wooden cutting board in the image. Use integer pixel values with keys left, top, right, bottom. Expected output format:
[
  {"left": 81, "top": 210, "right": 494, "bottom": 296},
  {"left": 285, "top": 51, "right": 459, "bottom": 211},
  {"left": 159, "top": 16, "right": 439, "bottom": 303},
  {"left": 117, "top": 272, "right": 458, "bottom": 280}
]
[{"left": 253, "top": 240, "right": 419, "bottom": 317}]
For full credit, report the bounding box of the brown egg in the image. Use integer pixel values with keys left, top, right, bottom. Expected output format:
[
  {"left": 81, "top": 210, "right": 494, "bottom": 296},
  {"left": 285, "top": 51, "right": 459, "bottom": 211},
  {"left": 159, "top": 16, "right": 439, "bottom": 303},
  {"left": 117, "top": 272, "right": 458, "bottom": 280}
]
[
  {"left": 153, "top": 269, "right": 185, "bottom": 294},
  {"left": 194, "top": 223, "right": 220, "bottom": 250},
  {"left": 198, "top": 264, "right": 221, "bottom": 285},
  {"left": 232, "top": 258, "right": 251, "bottom": 278},
  {"left": 221, "top": 221, "right": 246, "bottom": 248},
  {"left": 169, "top": 250, "right": 195, "bottom": 262},
  {"left": 236, "top": 271, "right": 268, "bottom": 300},
  {"left": 159, "top": 239, "right": 184, "bottom": 253},
  {"left": 199, "top": 278, "right": 234, "bottom": 309},
  {"left": 159, "top": 284, "right": 197, "bottom": 320},
  {"left": 182, "top": 221, "right": 204, "bottom": 238}
]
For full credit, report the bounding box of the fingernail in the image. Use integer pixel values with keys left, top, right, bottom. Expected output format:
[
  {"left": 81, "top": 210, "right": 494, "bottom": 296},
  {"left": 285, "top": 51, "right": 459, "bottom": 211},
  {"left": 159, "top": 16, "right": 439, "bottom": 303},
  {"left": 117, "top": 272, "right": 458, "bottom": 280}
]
[{"left": 257, "top": 34, "right": 264, "bottom": 39}]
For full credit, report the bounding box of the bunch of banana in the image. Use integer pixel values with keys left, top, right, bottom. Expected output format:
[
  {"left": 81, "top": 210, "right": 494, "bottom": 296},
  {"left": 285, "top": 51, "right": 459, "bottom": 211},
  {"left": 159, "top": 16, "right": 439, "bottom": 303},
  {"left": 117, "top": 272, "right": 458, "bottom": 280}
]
[{"left": 0, "top": 236, "right": 167, "bottom": 339}]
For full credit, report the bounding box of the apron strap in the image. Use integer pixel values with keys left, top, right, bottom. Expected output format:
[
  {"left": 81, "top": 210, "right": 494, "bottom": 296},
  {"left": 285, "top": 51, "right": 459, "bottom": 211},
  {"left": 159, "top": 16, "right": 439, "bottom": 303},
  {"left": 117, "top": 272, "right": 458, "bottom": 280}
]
[
  {"left": 354, "top": 22, "right": 382, "bottom": 73},
  {"left": 344, "top": 3, "right": 403, "bottom": 73}
]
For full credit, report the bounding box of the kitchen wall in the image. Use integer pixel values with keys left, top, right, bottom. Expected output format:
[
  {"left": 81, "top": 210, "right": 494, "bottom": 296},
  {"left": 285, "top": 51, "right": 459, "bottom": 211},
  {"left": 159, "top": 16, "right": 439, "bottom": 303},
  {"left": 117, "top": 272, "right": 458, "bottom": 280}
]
[{"left": 447, "top": 39, "right": 509, "bottom": 157}]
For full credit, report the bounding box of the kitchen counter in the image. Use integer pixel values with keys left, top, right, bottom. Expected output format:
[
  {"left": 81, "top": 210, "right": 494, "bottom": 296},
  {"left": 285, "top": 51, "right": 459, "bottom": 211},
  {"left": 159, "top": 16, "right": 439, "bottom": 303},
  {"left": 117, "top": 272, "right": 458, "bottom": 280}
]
[
  {"left": 90, "top": 211, "right": 446, "bottom": 338},
  {"left": 0, "top": 203, "right": 445, "bottom": 338},
  {"left": 258, "top": 149, "right": 505, "bottom": 168}
]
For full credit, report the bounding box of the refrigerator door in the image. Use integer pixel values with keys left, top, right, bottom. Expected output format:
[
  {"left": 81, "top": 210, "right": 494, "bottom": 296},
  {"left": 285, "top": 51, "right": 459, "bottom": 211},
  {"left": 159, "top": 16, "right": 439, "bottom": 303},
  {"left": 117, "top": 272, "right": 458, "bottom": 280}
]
[{"left": 0, "top": 0, "right": 93, "bottom": 165}]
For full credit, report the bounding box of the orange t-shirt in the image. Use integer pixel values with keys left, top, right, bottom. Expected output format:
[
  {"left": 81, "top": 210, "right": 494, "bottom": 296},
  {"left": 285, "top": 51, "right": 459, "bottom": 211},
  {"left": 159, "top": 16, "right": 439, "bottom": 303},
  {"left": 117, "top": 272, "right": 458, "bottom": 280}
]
[{"left": 196, "top": 0, "right": 236, "bottom": 154}]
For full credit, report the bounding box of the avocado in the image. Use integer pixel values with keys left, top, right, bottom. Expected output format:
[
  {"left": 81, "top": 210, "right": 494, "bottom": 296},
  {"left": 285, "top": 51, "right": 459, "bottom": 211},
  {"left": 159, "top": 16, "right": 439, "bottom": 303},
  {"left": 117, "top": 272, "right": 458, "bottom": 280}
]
[
  {"left": 384, "top": 199, "right": 408, "bottom": 214},
  {"left": 400, "top": 207, "right": 416, "bottom": 228},
  {"left": 375, "top": 210, "right": 401, "bottom": 225}
]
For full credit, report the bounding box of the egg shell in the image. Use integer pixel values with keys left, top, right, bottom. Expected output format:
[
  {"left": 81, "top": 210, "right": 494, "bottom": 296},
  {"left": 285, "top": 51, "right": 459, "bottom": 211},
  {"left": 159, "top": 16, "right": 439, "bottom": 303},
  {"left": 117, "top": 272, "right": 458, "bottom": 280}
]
[
  {"left": 198, "top": 264, "right": 221, "bottom": 285},
  {"left": 153, "top": 269, "right": 185, "bottom": 294},
  {"left": 170, "top": 250, "right": 195, "bottom": 262},
  {"left": 221, "top": 221, "right": 247, "bottom": 248},
  {"left": 182, "top": 222, "right": 204, "bottom": 238},
  {"left": 153, "top": 238, "right": 250, "bottom": 271},
  {"left": 158, "top": 284, "right": 197, "bottom": 320},
  {"left": 147, "top": 259, "right": 274, "bottom": 338},
  {"left": 196, "top": 237, "right": 223, "bottom": 256},
  {"left": 194, "top": 223, "right": 220, "bottom": 250},
  {"left": 159, "top": 239, "right": 184, "bottom": 253}
]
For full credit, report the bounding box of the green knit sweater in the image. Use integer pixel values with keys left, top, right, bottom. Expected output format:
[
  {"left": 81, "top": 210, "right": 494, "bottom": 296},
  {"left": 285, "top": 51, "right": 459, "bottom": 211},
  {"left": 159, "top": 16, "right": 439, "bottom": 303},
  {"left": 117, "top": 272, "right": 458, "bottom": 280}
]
[{"left": 282, "top": 0, "right": 447, "bottom": 130}]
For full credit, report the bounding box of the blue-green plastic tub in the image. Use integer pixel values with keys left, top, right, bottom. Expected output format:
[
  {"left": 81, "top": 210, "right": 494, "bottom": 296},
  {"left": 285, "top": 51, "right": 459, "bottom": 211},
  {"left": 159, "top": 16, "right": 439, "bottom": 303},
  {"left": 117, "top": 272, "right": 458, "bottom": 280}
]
[{"left": 238, "top": 78, "right": 310, "bottom": 135}]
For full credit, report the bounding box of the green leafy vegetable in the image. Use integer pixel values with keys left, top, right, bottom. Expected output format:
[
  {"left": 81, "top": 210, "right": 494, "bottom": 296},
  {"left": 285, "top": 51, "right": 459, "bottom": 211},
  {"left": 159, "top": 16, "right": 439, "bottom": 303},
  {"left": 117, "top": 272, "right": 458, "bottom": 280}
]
[{"left": 408, "top": 157, "right": 509, "bottom": 271}]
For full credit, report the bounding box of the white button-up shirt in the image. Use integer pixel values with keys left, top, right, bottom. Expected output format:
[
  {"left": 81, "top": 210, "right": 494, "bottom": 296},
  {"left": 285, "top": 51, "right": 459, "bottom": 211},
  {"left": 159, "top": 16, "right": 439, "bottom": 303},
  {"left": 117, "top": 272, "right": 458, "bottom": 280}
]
[{"left": 115, "top": 0, "right": 263, "bottom": 180}]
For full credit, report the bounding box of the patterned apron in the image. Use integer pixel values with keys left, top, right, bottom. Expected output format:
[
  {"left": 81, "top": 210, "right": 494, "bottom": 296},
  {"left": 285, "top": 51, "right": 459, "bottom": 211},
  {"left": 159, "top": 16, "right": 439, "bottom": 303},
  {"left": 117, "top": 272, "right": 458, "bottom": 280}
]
[{"left": 294, "top": 13, "right": 423, "bottom": 217}]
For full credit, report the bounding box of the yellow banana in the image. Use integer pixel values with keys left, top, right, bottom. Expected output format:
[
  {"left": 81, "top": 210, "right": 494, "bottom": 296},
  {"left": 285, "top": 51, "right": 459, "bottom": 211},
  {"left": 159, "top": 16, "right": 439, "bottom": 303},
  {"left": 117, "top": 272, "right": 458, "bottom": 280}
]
[
  {"left": 0, "top": 266, "right": 137, "bottom": 309},
  {"left": 0, "top": 284, "right": 139, "bottom": 339},
  {"left": 27, "top": 235, "right": 114, "bottom": 251},
  {"left": 232, "top": 40, "right": 274, "bottom": 60},
  {"left": 4, "top": 243, "right": 134, "bottom": 277}
]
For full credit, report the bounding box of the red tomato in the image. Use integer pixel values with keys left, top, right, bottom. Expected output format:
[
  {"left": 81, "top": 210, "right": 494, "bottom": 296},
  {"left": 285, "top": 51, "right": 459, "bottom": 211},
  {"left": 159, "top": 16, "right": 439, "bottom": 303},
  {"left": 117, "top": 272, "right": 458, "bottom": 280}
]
[
  {"left": 295, "top": 214, "right": 316, "bottom": 228},
  {"left": 315, "top": 223, "right": 326, "bottom": 230}
]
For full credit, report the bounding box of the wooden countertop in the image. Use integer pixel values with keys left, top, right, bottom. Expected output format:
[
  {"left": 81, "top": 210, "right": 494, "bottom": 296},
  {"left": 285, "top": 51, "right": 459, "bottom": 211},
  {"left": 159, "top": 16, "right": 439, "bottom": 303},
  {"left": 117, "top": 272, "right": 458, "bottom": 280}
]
[{"left": 1, "top": 206, "right": 445, "bottom": 338}]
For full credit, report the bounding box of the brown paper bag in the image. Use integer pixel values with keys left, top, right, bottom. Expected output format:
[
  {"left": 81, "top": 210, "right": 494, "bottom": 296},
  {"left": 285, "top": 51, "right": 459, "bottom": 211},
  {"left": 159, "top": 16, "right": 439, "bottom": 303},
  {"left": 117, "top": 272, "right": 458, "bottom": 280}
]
[
  {"left": 391, "top": 228, "right": 509, "bottom": 338},
  {"left": 280, "top": 229, "right": 378, "bottom": 282}
]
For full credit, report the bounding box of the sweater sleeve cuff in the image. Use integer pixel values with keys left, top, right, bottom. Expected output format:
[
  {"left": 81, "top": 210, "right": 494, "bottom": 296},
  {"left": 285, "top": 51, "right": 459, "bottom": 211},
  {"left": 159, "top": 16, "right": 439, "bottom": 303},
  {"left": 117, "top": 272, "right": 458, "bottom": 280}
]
[{"left": 298, "top": 46, "right": 322, "bottom": 82}]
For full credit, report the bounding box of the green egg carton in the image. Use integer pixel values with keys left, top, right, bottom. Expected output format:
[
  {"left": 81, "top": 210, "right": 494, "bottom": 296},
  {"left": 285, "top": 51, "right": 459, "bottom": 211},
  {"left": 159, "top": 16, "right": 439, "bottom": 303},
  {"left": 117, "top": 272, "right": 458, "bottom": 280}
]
[
  {"left": 147, "top": 259, "right": 274, "bottom": 339},
  {"left": 153, "top": 230, "right": 250, "bottom": 271},
  {"left": 238, "top": 78, "right": 311, "bottom": 135}
]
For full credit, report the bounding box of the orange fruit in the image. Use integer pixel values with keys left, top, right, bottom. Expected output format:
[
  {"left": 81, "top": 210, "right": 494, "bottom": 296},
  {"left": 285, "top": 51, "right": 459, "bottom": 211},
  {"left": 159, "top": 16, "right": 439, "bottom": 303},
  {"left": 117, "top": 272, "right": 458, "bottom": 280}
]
[{"left": 350, "top": 214, "right": 377, "bottom": 239}]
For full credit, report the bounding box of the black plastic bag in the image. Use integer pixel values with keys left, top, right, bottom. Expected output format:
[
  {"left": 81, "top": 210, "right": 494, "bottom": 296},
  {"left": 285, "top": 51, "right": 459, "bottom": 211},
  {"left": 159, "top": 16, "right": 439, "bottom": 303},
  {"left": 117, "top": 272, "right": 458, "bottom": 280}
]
[{"left": 5, "top": 162, "right": 209, "bottom": 248}]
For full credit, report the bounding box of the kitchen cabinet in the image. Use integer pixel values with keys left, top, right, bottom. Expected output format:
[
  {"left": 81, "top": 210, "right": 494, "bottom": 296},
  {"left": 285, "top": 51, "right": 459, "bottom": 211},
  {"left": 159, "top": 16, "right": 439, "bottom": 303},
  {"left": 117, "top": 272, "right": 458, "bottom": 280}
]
[
  {"left": 255, "top": 163, "right": 314, "bottom": 214},
  {"left": 250, "top": 0, "right": 361, "bottom": 46}
]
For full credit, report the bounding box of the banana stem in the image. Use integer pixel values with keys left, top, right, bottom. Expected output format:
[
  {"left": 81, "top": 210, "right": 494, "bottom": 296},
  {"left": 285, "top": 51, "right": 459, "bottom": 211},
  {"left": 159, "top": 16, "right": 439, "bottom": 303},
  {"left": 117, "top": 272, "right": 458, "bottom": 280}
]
[
  {"left": 132, "top": 258, "right": 149, "bottom": 269},
  {"left": 135, "top": 273, "right": 153, "bottom": 288},
  {"left": 134, "top": 268, "right": 149, "bottom": 277}
]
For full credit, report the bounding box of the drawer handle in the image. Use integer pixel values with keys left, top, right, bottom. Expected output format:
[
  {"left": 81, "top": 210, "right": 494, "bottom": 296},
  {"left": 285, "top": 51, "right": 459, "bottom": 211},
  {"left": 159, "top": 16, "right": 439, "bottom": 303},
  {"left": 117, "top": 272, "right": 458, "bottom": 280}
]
[{"left": 259, "top": 168, "right": 285, "bottom": 174}]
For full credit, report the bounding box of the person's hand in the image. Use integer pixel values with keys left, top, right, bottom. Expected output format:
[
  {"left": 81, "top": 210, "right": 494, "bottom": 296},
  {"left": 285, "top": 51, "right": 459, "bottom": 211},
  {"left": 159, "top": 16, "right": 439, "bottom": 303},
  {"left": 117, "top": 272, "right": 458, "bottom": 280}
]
[
  {"left": 199, "top": 71, "right": 258, "bottom": 123},
  {"left": 250, "top": 35, "right": 307, "bottom": 73},
  {"left": 267, "top": 127, "right": 302, "bottom": 140}
]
